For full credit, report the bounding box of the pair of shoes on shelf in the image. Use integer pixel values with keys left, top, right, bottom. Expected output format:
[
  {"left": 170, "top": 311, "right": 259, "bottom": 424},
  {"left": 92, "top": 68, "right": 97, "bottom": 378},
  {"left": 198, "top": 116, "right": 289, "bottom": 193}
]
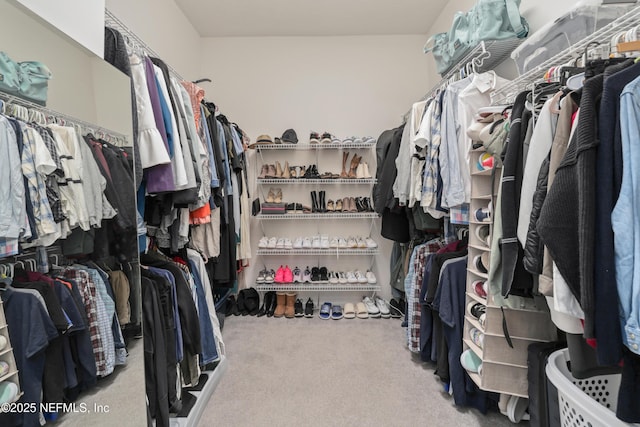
[
  {"left": 361, "top": 296, "right": 390, "bottom": 318},
  {"left": 259, "top": 161, "right": 292, "bottom": 179},
  {"left": 273, "top": 292, "right": 297, "bottom": 318},
  {"left": 342, "top": 136, "right": 375, "bottom": 145},
  {"left": 292, "top": 298, "right": 315, "bottom": 317},
  {"left": 388, "top": 298, "right": 405, "bottom": 319},
  {"left": 310, "top": 266, "right": 329, "bottom": 283},
  {"left": 266, "top": 187, "right": 283, "bottom": 203},
  {"left": 274, "top": 238, "right": 293, "bottom": 249},
  {"left": 274, "top": 265, "right": 293, "bottom": 283},
  {"left": 257, "top": 269, "right": 276, "bottom": 284},
  {"left": 257, "top": 291, "right": 278, "bottom": 317},
  {"left": 302, "top": 164, "right": 321, "bottom": 179},
  {"left": 341, "top": 152, "right": 360, "bottom": 178},
  {"left": 285, "top": 203, "right": 310, "bottom": 213},
  {"left": 319, "top": 302, "right": 343, "bottom": 320},
  {"left": 310, "top": 190, "right": 327, "bottom": 213},
  {"left": 310, "top": 131, "right": 339, "bottom": 144}
]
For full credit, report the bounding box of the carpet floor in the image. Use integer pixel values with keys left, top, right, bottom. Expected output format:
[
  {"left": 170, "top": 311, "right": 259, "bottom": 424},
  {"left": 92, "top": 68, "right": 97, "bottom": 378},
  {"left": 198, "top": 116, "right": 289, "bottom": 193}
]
[{"left": 199, "top": 315, "right": 524, "bottom": 427}]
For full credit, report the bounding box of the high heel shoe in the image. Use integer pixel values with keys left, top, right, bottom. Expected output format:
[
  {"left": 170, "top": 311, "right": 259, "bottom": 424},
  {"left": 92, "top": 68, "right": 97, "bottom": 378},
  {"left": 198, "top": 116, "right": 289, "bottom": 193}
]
[
  {"left": 274, "top": 188, "right": 283, "bottom": 203},
  {"left": 340, "top": 151, "right": 349, "bottom": 179},
  {"left": 348, "top": 154, "right": 360, "bottom": 179},
  {"left": 266, "top": 187, "right": 276, "bottom": 203},
  {"left": 282, "top": 161, "right": 291, "bottom": 179},
  {"left": 275, "top": 161, "right": 283, "bottom": 178},
  {"left": 327, "top": 199, "right": 335, "bottom": 212}
]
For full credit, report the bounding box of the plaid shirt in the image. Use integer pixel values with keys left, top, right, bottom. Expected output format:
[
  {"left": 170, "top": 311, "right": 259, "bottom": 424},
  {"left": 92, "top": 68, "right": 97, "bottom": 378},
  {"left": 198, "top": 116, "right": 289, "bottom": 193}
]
[
  {"left": 17, "top": 121, "right": 59, "bottom": 244},
  {"left": 421, "top": 92, "right": 443, "bottom": 209},
  {"left": 32, "top": 124, "right": 66, "bottom": 223},
  {"left": 0, "top": 238, "right": 19, "bottom": 258},
  {"left": 406, "top": 238, "right": 447, "bottom": 353},
  {"left": 64, "top": 268, "right": 108, "bottom": 376}
]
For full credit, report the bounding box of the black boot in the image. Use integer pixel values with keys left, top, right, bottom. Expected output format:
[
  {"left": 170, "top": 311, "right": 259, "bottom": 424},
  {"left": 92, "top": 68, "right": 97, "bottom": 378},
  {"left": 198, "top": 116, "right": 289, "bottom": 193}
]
[
  {"left": 266, "top": 292, "right": 277, "bottom": 317},
  {"left": 257, "top": 293, "right": 267, "bottom": 317},
  {"left": 319, "top": 191, "right": 326, "bottom": 213},
  {"left": 311, "top": 191, "right": 319, "bottom": 213}
]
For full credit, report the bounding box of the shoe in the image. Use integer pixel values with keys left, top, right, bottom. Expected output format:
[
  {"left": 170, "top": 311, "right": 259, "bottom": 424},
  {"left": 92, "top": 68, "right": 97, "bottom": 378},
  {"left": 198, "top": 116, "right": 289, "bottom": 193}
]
[
  {"left": 267, "top": 237, "right": 277, "bottom": 248},
  {"left": 365, "top": 270, "right": 377, "bottom": 284},
  {"left": 290, "top": 166, "right": 298, "bottom": 179},
  {"left": 318, "top": 190, "right": 327, "bottom": 213},
  {"left": 460, "top": 349, "right": 483, "bottom": 373},
  {"left": 258, "top": 237, "right": 269, "bottom": 248},
  {"left": 274, "top": 292, "right": 286, "bottom": 318},
  {"left": 275, "top": 161, "right": 283, "bottom": 178},
  {"left": 275, "top": 266, "right": 285, "bottom": 283},
  {"left": 310, "top": 191, "right": 319, "bottom": 213},
  {"left": 265, "top": 165, "right": 277, "bottom": 179},
  {"left": 293, "top": 237, "right": 303, "bottom": 249},
  {"left": 331, "top": 305, "right": 343, "bottom": 320},
  {"left": 294, "top": 299, "right": 304, "bottom": 317},
  {"left": 285, "top": 293, "right": 296, "bottom": 318},
  {"left": 363, "top": 136, "right": 376, "bottom": 144},
  {"left": 329, "top": 271, "right": 339, "bottom": 284},
  {"left": 293, "top": 266, "right": 302, "bottom": 283},
  {"left": 310, "top": 131, "right": 320, "bottom": 144},
  {"left": 356, "top": 237, "right": 367, "bottom": 249},
  {"left": 256, "top": 269, "right": 266, "bottom": 284},
  {"left": 474, "top": 204, "right": 492, "bottom": 222},
  {"left": 388, "top": 299, "right": 403, "bottom": 318},
  {"left": 338, "top": 272, "right": 347, "bottom": 284},
  {"left": 342, "top": 136, "right": 355, "bottom": 144},
  {"left": 327, "top": 199, "right": 335, "bottom": 212},
  {"left": 473, "top": 280, "right": 487, "bottom": 299},
  {"left": 348, "top": 197, "right": 358, "bottom": 213},
  {"left": 258, "top": 164, "right": 269, "bottom": 179},
  {"left": 329, "top": 236, "right": 339, "bottom": 248},
  {"left": 355, "top": 197, "right": 366, "bottom": 212},
  {"left": 282, "top": 161, "right": 291, "bottom": 179},
  {"left": 375, "top": 297, "right": 391, "bottom": 318},
  {"left": 304, "top": 298, "right": 314, "bottom": 318},
  {"left": 365, "top": 237, "right": 378, "bottom": 248},
  {"left": 331, "top": 135, "right": 341, "bottom": 144},
  {"left": 468, "top": 302, "right": 486, "bottom": 320},
  {"left": 354, "top": 270, "right": 367, "bottom": 284},
  {"left": 340, "top": 151, "right": 350, "bottom": 178},
  {"left": 346, "top": 271, "right": 357, "bottom": 284},
  {"left": 347, "top": 237, "right": 358, "bottom": 248},
  {"left": 283, "top": 265, "right": 293, "bottom": 283},
  {"left": 469, "top": 327, "right": 484, "bottom": 349},
  {"left": 266, "top": 292, "right": 277, "bottom": 317},
  {"left": 363, "top": 197, "right": 374, "bottom": 212},
  {"left": 311, "top": 267, "right": 321, "bottom": 282},
  {"left": 319, "top": 267, "right": 329, "bottom": 283},
  {"left": 302, "top": 266, "right": 312, "bottom": 283},
  {"left": 476, "top": 224, "right": 491, "bottom": 247},
  {"left": 353, "top": 136, "right": 363, "bottom": 144},
  {"left": 474, "top": 254, "right": 489, "bottom": 274},
  {"left": 336, "top": 198, "right": 343, "bottom": 211},
  {"left": 356, "top": 163, "right": 365, "bottom": 179},
  {"left": 320, "top": 235, "right": 330, "bottom": 249},
  {"left": 344, "top": 303, "right": 356, "bottom": 319},
  {"left": 362, "top": 297, "right": 381, "bottom": 318},
  {"left": 264, "top": 269, "right": 275, "bottom": 284},
  {"left": 338, "top": 237, "right": 348, "bottom": 248},
  {"left": 356, "top": 302, "right": 369, "bottom": 319},
  {"left": 361, "top": 162, "right": 372, "bottom": 178},
  {"left": 274, "top": 188, "right": 283, "bottom": 203},
  {"left": 347, "top": 153, "right": 361, "bottom": 179},
  {"left": 276, "top": 238, "right": 286, "bottom": 249},
  {"left": 284, "top": 238, "right": 293, "bottom": 249},
  {"left": 302, "top": 237, "right": 312, "bottom": 249},
  {"left": 266, "top": 187, "right": 276, "bottom": 203},
  {"left": 319, "top": 302, "right": 332, "bottom": 319},
  {"left": 312, "top": 235, "right": 321, "bottom": 249},
  {"left": 320, "top": 132, "right": 332, "bottom": 144},
  {"left": 256, "top": 293, "right": 268, "bottom": 317}
]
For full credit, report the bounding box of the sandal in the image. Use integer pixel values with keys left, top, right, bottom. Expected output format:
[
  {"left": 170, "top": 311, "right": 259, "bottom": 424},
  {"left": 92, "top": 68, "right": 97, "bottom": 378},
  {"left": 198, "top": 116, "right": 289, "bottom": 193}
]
[
  {"left": 331, "top": 305, "right": 343, "bottom": 320},
  {"left": 327, "top": 199, "right": 335, "bottom": 212},
  {"left": 356, "top": 302, "right": 369, "bottom": 319},
  {"left": 343, "top": 303, "right": 356, "bottom": 319},
  {"left": 335, "top": 199, "right": 343, "bottom": 212},
  {"left": 319, "top": 302, "right": 332, "bottom": 320}
]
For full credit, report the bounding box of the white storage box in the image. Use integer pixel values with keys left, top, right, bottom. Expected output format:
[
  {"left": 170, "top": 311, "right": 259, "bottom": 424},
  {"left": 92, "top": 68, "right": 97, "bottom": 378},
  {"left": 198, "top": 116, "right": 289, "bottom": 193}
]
[
  {"left": 511, "top": 2, "right": 632, "bottom": 75},
  {"left": 546, "top": 349, "right": 632, "bottom": 427}
]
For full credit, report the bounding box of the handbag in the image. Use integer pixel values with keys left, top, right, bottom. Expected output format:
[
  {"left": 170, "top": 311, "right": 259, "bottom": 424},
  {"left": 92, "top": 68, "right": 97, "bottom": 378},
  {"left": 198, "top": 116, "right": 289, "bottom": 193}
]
[
  {"left": 0, "top": 52, "right": 52, "bottom": 105},
  {"left": 425, "top": 0, "right": 528, "bottom": 75}
]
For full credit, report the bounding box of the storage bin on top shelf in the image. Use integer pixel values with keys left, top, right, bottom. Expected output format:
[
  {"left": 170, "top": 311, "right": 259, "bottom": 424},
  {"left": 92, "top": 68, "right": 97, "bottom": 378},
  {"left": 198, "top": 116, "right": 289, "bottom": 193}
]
[{"left": 510, "top": 2, "right": 633, "bottom": 75}]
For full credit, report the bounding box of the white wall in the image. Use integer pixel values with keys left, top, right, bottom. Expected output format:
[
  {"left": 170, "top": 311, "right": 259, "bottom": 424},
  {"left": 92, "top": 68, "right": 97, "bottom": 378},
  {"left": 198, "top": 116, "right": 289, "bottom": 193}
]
[
  {"left": 14, "top": 0, "right": 105, "bottom": 57},
  {"left": 105, "top": 0, "right": 202, "bottom": 81},
  {"left": 199, "top": 35, "right": 430, "bottom": 301}
]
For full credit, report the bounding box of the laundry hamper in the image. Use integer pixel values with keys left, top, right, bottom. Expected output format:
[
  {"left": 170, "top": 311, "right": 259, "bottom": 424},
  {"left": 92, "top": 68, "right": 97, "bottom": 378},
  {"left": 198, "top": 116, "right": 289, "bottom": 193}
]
[{"left": 546, "top": 349, "right": 630, "bottom": 427}]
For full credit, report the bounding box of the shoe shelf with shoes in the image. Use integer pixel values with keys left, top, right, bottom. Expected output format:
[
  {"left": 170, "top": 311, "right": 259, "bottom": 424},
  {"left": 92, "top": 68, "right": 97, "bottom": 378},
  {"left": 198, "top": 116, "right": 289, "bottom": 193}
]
[
  {"left": 258, "top": 178, "right": 377, "bottom": 184},
  {"left": 257, "top": 212, "right": 378, "bottom": 220},
  {"left": 461, "top": 136, "right": 558, "bottom": 399},
  {"left": 255, "top": 266, "right": 379, "bottom": 292},
  {"left": 257, "top": 235, "right": 379, "bottom": 256},
  {"left": 0, "top": 301, "right": 23, "bottom": 409}
]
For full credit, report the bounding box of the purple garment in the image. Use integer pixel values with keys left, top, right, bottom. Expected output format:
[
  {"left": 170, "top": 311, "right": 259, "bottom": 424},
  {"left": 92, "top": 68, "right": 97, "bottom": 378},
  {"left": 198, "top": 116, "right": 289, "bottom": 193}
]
[{"left": 143, "top": 56, "right": 175, "bottom": 193}]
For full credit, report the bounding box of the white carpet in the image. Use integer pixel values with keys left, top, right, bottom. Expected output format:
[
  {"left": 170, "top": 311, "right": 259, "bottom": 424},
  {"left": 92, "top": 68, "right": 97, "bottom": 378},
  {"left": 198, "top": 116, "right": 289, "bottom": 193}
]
[{"left": 199, "top": 315, "right": 524, "bottom": 427}]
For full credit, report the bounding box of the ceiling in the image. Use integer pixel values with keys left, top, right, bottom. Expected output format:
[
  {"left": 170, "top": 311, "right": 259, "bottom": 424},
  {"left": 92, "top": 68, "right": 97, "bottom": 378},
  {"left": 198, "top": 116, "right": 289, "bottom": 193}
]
[{"left": 174, "top": 0, "right": 449, "bottom": 37}]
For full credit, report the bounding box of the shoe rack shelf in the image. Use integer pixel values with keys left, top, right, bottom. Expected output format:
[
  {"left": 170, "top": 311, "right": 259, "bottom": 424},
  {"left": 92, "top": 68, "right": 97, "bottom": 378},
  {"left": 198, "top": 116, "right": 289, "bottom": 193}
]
[
  {"left": 257, "top": 178, "right": 377, "bottom": 185},
  {"left": 255, "top": 283, "right": 380, "bottom": 292},
  {"left": 256, "top": 248, "right": 379, "bottom": 256},
  {"left": 255, "top": 143, "right": 376, "bottom": 151},
  {"left": 462, "top": 148, "right": 557, "bottom": 399},
  {"left": 0, "top": 300, "right": 23, "bottom": 412},
  {"left": 257, "top": 213, "right": 379, "bottom": 220}
]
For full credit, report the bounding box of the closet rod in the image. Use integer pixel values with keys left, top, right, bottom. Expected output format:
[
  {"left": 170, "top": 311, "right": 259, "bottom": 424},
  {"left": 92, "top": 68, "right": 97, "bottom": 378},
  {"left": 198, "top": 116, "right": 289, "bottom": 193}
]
[
  {"left": 104, "top": 9, "right": 187, "bottom": 83},
  {"left": 0, "top": 91, "right": 129, "bottom": 140}
]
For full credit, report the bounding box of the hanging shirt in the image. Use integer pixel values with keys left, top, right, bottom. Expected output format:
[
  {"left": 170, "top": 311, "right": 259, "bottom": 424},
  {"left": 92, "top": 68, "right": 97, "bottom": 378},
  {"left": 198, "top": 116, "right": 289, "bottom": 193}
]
[
  {"left": 0, "top": 116, "right": 24, "bottom": 240},
  {"left": 394, "top": 100, "right": 427, "bottom": 205}
]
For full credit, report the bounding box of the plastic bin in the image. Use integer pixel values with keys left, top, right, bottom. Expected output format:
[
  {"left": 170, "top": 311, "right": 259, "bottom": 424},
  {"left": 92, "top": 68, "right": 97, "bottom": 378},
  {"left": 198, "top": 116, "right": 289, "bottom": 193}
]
[
  {"left": 511, "top": 2, "right": 632, "bottom": 75},
  {"left": 546, "top": 349, "right": 630, "bottom": 427}
]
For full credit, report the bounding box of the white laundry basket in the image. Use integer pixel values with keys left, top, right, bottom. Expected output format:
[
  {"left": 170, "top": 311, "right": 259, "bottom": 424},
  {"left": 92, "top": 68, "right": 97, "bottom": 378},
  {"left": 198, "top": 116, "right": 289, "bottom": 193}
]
[{"left": 546, "top": 348, "right": 632, "bottom": 427}]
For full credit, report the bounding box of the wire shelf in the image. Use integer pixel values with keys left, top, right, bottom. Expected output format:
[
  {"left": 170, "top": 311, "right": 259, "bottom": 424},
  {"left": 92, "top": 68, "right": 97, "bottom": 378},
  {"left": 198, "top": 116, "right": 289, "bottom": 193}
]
[
  {"left": 257, "top": 213, "right": 379, "bottom": 220},
  {"left": 491, "top": 4, "right": 640, "bottom": 104},
  {"left": 257, "top": 178, "right": 376, "bottom": 185},
  {"left": 254, "top": 143, "right": 376, "bottom": 151},
  {"left": 254, "top": 283, "right": 380, "bottom": 292},
  {"left": 256, "top": 248, "right": 379, "bottom": 256}
]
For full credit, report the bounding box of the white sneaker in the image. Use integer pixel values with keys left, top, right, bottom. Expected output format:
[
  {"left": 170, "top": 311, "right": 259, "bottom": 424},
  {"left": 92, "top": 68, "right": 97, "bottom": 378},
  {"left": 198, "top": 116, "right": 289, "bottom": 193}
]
[
  {"left": 302, "top": 237, "right": 312, "bottom": 249},
  {"left": 320, "top": 235, "right": 330, "bottom": 249},
  {"left": 346, "top": 271, "right": 357, "bottom": 284},
  {"left": 258, "top": 237, "right": 269, "bottom": 248},
  {"left": 356, "top": 237, "right": 367, "bottom": 249},
  {"left": 293, "top": 237, "right": 303, "bottom": 249},
  {"left": 330, "top": 237, "right": 339, "bottom": 248},
  {"left": 338, "top": 237, "right": 348, "bottom": 248},
  {"left": 329, "top": 271, "right": 339, "bottom": 284},
  {"left": 363, "top": 136, "right": 376, "bottom": 144},
  {"left": 302, "top": 266, "right": 312, "bottom": 283},
  {"left": 353, "top": 136, "right": 363, "bottom": 144},
  {"left": 365, "top": 237, "right": 378, "bottom": 248},
  {"left": 338, "top": 272, "right": 347, "bottom": 284},
  {"left": 276, "top": 238, "right": 285, "bottom": 249},
  {"left": 284, "top": 238, "right": 293, "bottom": 249},
  {"left": 354, "top": 270, "right": 367, "bottom": 284},
  {"left": 365, "top": 270, "right": 377, "bottom": 284},
  {"left": 375, "top": 297, "right": 391, "bottom": 318},
  {"left": 312, "top": 235, "right": 321, "bottom": 249},
  {"left": 293, "top": 266, "right": 302, "bottom": 283},
  {"left": 347, "top": 237, "right": 357, "bottom": 248},
  {"left": 267, "top": 237, "right": 277, "bottom": 249},
  {"left": 362, "top": 297, "right": 380, "bottom": 317},
  {"left": 256, "top": 269, "right": 266, "bottom": 283}
]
